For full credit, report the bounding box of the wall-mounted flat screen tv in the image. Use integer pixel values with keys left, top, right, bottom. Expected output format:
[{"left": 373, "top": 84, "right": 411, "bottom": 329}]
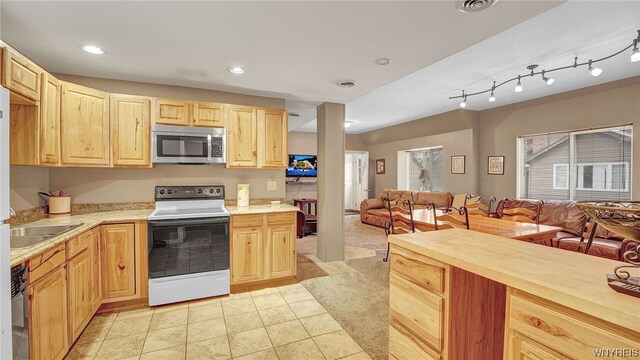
[{"left": 286, "top": 154, "right": 317, "bottom": 177}]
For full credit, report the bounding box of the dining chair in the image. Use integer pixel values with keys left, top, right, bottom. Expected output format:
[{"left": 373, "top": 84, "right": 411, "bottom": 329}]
[
  {"left": 497, "top": 198, "right": 543, "bottom": 224},
  {"left": 430, "top": 203, "right": 470, "bottom": 230},
  {"left": 577, "top": 216, "right": 599, "bottom": 254},
  {"left": 382, "top": 193, "right": 418, "bottom": 262},
  {"left": 464, "top": 194, "right": 497, "bottom": 217}
]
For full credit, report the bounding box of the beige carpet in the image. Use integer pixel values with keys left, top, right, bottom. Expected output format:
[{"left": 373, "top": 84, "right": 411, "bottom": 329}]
[{"left": 295, "top": 216, "right": 390, "bottom": 360}]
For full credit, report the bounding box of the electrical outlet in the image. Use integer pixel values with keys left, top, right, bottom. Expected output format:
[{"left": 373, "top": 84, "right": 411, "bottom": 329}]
[{"left": 267, "top": 180, "right": 277, "bottom": 191}]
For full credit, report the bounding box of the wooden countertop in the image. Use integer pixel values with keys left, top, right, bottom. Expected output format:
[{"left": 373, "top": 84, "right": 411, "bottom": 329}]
[
  {"left": 10, "top": 210, "right": 152, "bottom": 266},
  {"left": 390, "top": 229, "right": 640, "bottom": 333}
]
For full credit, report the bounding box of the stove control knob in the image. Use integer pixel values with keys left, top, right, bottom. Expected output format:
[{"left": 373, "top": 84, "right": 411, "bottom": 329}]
[
  {"left": 216, "top": 188, "right": 221, "bottom": 194},
  {"left": 159, "top": 189, "right": 165, "bottom": 195},
  {"left": 209, "top": 189, "right": 214, "bottom": 193},
  {"left": 167, "top": 189, "right": 172, "bottom": 195},
  {"left": 197, "top": 189, "right": 202, "bottom": 194}
]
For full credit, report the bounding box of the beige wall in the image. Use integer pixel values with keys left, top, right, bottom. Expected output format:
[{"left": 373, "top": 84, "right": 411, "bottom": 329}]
[{"left": 10, "top": 166, "right": 50, "bottom": 211}]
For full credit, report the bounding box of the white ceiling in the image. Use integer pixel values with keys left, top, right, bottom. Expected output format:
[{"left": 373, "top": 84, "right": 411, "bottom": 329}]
[{"left": 0, "top": 0, "right": 563, "bottom": 132}]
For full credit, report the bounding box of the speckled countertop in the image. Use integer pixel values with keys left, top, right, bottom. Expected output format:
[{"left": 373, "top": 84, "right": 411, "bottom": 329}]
[{"left": 10, "top": 204, "right": 300, "bottom": 267}]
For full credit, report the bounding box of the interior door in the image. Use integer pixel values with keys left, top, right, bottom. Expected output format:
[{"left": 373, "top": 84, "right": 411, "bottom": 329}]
[
  {"left": 354, "top": 152, "right": 369, "bottom": 209},
  {"left": 344, "top": 153, "right": 354, "bottom": 210}
]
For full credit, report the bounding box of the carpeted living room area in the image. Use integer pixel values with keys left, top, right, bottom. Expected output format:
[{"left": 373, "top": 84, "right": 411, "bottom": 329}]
[{"left": 294, "top": 214, "right": 391, "bottom": 360}]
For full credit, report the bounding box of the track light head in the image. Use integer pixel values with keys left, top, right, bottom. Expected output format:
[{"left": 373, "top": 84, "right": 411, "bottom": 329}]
[
  {"left": 632, "top": 39, "right": 640, "bottom": 62},
  {"left": 488, "top": 82, "right": 496, "bottom": 102},
  {"left": 588, "top": 60, "right": 602, "bottom": 77},
  {"left": 515, "top": 75, "right": 523, "bottom": 93},
  {"left": 542, "top": 71, "right": 554, "bottom": 85},
  {"left": 459, "top": 91, "right": 467, "bottom": 108}
]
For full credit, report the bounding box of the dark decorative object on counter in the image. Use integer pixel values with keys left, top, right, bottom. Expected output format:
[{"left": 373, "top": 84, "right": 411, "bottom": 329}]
[{"left": 577, "top": 201, "right": 640, "bottom": 298}]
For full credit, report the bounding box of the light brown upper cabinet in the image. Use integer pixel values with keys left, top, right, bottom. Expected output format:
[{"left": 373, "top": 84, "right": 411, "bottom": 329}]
[
  {"left": 40, "top": 73, "right": 61, "bottom": 165},
  {"left": 227, "top": 105, "right": 258, "bottom": 168},
  {"left": 60, "top": 82, "right": 110, "bottom": 166},
  {"left": 154, "top": 98, "right": 189, "bottom": 126},
  {"left": 192, "top": 101, "right": 227, "bottom": 127},
  {"left": 258, "top": 109, "right": 288, "bottom": 168},
  {"left": 2, "top": 46, "right": 42, "bottom": 101},
  {"left": 110, "top": 94, "right": 151, "bottom": 167}
]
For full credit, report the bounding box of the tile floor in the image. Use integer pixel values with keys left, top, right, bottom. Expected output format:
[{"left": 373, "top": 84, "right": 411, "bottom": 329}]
[{"left": 65, "top": 283, "right": 371, "bottom": 360}]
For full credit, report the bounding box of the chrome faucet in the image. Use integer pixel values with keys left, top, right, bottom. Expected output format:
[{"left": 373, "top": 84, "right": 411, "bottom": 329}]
[{"left": 9, "top": 207, "right": 16, "bottom": 217}]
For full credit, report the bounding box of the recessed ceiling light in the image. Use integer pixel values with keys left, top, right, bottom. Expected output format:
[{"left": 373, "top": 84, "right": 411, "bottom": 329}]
[
  {"left": 288, "top": 113, "right": 300, "bottom": 117},
  {"left": 345, "top": 121, "right": 354, "bottom": 128},
  {"left": 375, "top": 58, "right": 391, "bottom": 66},
  {"left": 82, "top": 45, "right": 104, "bottom": 55},
  {"left": 228, "top": 66, "right": 245, "bottom": 74},
  {"left": 337, "top": 80, "right": 357, "bottom": 88}
]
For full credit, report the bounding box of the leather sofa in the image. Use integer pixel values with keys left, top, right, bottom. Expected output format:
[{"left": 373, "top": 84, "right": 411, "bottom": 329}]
[
  {"left": 360, "top": 189, "right": 453, "bottom": 228},
  {"left": 497, "top": 199, "right": 638, "bottom": 262}
]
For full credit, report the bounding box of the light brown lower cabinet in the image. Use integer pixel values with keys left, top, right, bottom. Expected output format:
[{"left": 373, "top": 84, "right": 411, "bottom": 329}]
[
  {"left": 230, "top": 212, "right": 296, "bottom": 285},
  {"left": 67, "top": 249, "right": 93, "bottom": 342},
  {"left": 28, "top": 265, "right": 69, "bottom": 360},
  {"left": 101, "top": 223, "right": 137, "bottom": 302},
  {"left": 90, "top": 227, "right": 102, "bottom": 312}
]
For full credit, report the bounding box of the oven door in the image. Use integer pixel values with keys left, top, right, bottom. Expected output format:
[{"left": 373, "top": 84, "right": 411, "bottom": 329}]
[
  {"left": 152, "top": 132, "right": 210, "bottom": 164},
  {"left": 147, "top": 217, "right": 229, "bottom": 279}
]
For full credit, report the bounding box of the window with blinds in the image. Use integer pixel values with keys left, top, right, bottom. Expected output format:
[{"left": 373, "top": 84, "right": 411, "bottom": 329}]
[
  {"left": 407, "top": 147, "right": 443, "bottom": 192},
  {"left": 517, "top": 125, "right": 632, "bottom": 201}
]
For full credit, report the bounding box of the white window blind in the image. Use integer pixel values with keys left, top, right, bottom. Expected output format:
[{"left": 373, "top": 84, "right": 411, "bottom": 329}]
[
  {"left": 518, "top": 125, "right": 632, "bottom": 201},
  {"left": 407, "top": 147, "right": 443, "bottom": 192}
]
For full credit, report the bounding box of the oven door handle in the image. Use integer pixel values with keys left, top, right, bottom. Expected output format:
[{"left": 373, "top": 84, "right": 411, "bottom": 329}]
[{"left": 148, "top": 217, "right": 230, "bottom": 227}]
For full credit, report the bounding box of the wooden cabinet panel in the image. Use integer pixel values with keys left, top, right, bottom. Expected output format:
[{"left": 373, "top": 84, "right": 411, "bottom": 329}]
[
  {"left": 66, "top": 231, "right": 92, "bottom": 259},
  {"left": 268, "top": 223, "right": 296, "bottom": 278},
  {"left": 61, "top": 82, "right": 110, "bottom": 166},
  {"left": 110, "top": 94, "right": 151, "bottom": 167},
  {"left": 28, "top": 244, "right": 66, "bottom": 283},
  {"left": 231, "top": 227, "right": 263, "bottom": 284},
  {"left": 507, "top": 334, "right": 566, "bottom": 360},
  {"left": 28, "top": 266, "right": 68, "bottom": 360},
  {"left": 389, "top": 272, "right": 443, "bottom": 353},
  {"left": 192, "top": 102, "right": 226, "bottom": 127},
  {"left": 227, "top": 106, "right": 257, "bottom": 168},
  {"left": 101, "top": 223, "right": 136, "bottom": 301},
  {"left": 2, "top": 47, "right": 42, "bottom": 100},
  {"left": 258, "top": 109, "right": 287, "bottom": 168},
  {"left": 267, "top": 212, "right": 296, "bottom": 225},
  {"left": 67, "top": 249, "right": 93, "bottom": 342},
  {"left": 390, "top": 244, "right": 445, "bottom": 294},
  {"left": 508, "top": 293, "right": 640, "bottom": 360},
  {"left": 40, "top": 73, "right": 61, "bottom": 165},
  {"left": 154, "top": 98, "right": 189, "bottom": 126},
  {"left": 91, "top": 227, "right": 103, "bottom": 312},
  {"left": 232, "top": 214, "right": 264, "bottom": 228},
  {"left": 389, "top": 324, "right": 440, "bottom": 360},
  {"left": 9, "top": 103, "right": 39, "bottom": 165}
]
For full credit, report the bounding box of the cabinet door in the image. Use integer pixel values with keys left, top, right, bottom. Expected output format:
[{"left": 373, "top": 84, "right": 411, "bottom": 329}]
[
  {"left": 258, "top": 109, "right": 288, "bottom": 168},
  {"left": 2, "top": 47, "right": 42, "bottom": 100},
  {"left": 40, "top": 73, "right": 61, "bottom": 165},
  {"left": 508, "top": 334, "right": 565, "bottom": 360},
  {"left": 227, "top": 106, "right": 257, "bottom": 168},
  {"left": 154, "top": 98, "right": 189, "bottom": 126},
  {"left": 60, "top": 82, "right": 110, "bottom": 166},
  {"left": 9, "top": 103, "right": 39, "bottom": 165},
  {"left": 192, "top": 102, "right": 227, "bottom": 127},
  {"left": 110, "top": 94, "right": 151, "bottom": 167},
  {"left": 28, "top": 266, "right": 69, "bottom": 360},
  {"left": 91, "top": 227, "right": 103, "bottom": 313},
  {"left": 231, "top": 226, "right": 263, "bottom": 283},
  {"left": 67, "top": 250, "right": 93, "bottom": 342},
  {"left": 101, "top": 223, "right": 136, "bottom": 301},
  {"left": 268, "top": 223, "right": 296, "bottom": 278}
]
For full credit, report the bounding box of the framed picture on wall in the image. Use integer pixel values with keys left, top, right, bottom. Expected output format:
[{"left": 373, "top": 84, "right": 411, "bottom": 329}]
[
  {"left": 451, "top": 155, "right": 465, "bottom": 174},
  {"left": 488, "top": 156, "right": 505, "bottom": 175},
  {"left": 376, "top": 159, "right": 385, "bottom": 174}
]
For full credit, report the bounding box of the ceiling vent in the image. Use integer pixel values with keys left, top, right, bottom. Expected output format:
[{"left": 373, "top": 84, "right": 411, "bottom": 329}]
[
  {"left": 288, "top": 113, "right": 300, "bottom": 117},
  {"left": 456, "top": 0, "right": 497, "bottom": 13},
  {"left": 337, "top": 80, "right": 357, "bottom": 88}
]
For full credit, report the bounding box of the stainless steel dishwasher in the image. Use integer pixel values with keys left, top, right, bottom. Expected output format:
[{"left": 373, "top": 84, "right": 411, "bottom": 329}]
[{"left": 11, "top": 265, "right": 28, "bottom": 360}]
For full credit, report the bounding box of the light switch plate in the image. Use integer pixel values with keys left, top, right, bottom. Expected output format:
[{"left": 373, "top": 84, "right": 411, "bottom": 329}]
[{"left": 267, "top": 180, "right": 277, "bottom": 191}]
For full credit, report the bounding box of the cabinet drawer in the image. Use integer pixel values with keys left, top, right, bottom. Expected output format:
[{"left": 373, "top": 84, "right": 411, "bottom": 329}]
[
  {"left": 66, "top": 230, "right": 92, "bottom": 259},
  {"left": 508, "top": 333, "right": 566, "bottom": 360},
  {"left": 390, "top": 244, "right": 445, "bottom": 293},
  {"left": 28, "top": 244, "right": 66, "bottom": 283},
  {"left": 232, "top": 214, "right": 264, "bottom": 228},
  {"left": 389, "top": 324, "right": 440, "bottom": 360},
  {"left": 389, "top": 272, "right": 443, "bottom": 353},
  {"left": 267, "top": 212, "right": 295, "bottom": 225},
  {"left": 509, "top": 293, "right": 640, "bottom": 359}
]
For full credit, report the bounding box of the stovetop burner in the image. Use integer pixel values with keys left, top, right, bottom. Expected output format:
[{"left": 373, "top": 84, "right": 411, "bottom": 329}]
[{"left": 148, "top": 185, "right": 229, "bottom": 221}]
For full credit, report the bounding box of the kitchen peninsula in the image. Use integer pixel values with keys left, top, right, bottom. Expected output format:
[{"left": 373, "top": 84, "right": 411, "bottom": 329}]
[{"left": 388, "top": 229, "right": 640, "bottom": 360}]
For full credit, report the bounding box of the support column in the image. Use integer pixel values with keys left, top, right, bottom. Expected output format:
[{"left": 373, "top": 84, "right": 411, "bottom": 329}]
[{"left": 316, "top": 102, "right": 345, "bottom": 261}]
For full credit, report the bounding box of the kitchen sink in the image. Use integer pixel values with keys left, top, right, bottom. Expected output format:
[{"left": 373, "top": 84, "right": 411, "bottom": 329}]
[{"left": 10, "top": 223, "right": 84, "bottom": 249}]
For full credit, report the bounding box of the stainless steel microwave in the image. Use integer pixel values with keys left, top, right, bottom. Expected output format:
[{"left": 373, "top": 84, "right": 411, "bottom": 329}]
[{"left": 152, "top": 125, "right": 226, "bottom": 164}]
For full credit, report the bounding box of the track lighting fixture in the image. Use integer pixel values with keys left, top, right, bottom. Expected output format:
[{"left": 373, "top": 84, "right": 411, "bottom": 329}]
[
  {"left": 450, "top": 29, "right": 640, "bottom": 105},
  {"left": 588, "top": 60, "right": 602, "bottom": 77},
  {"left": 514, "top": 76, "right": 523, "bottom": 93}
]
